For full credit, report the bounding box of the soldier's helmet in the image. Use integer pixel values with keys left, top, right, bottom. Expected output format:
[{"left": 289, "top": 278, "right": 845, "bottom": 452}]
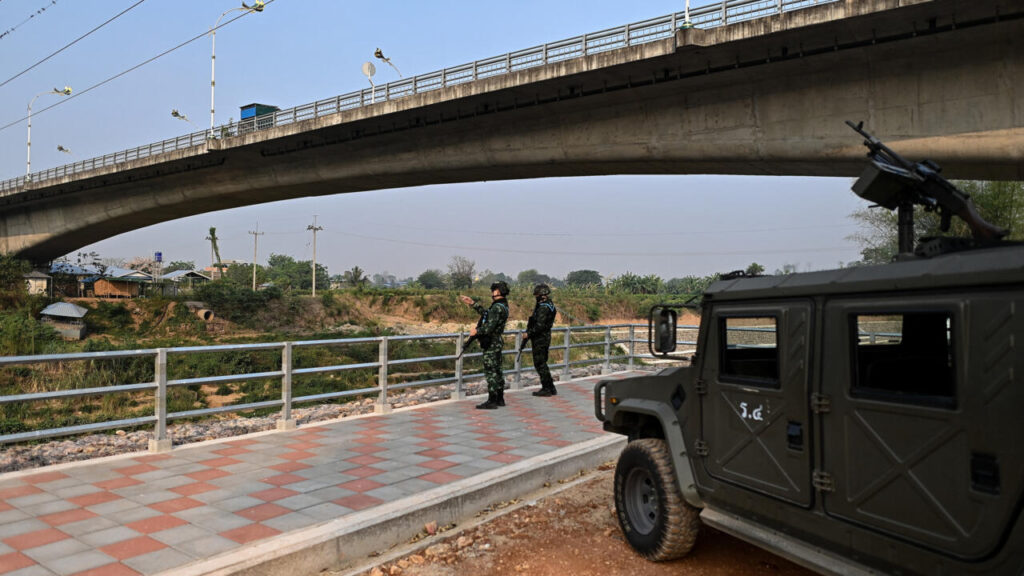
[
  {"left": 533, "top": 284, "right": 551, "bottom": 297},
  {"left": 491, "top": 281, "right": 510, "bottom": 296}
]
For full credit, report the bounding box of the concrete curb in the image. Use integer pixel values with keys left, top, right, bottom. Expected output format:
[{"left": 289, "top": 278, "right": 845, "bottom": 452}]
[{"left": 160, "top": 434, "right": 627, "bottom": 576}]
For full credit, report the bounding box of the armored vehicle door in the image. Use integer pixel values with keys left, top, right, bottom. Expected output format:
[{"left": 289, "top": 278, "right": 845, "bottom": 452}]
[
  {"left": 699, "top": 300, "right": 814, "bottom": 507},
  {"left": 820, "top": 294, "right": 1024, "bottom": 559}
]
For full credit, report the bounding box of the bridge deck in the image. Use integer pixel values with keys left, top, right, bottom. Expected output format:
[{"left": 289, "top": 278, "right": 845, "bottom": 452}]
[{"left": 0, "top": 374, "right": 631, "bottom": 576}]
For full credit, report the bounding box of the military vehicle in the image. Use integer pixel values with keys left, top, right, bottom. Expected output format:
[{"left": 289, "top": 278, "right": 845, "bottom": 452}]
[{"left": 594, "top": 123, "right": 1024, "bottom": 575}]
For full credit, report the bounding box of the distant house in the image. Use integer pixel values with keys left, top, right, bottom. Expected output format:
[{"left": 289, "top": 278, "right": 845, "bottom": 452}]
[
  {"left": 160, "top": 270, "right": 211, "bottom": 294},
  {"left": 39, "top": 302, "right": 89, "bottom": 340},
  {"left": 92, "top": 267, "right": 153, "bottom": 299},
  {"left": 23, "top": 270, "right": 52, "bottom": 296},
  {"left": 50, "top": 262, "right": 101, "bottom": 297}
]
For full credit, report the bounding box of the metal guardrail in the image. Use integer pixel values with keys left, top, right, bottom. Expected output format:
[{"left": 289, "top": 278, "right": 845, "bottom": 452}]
[
  {"left": 0, "top": 0, "right": 840, "bottom": 194},
  {"left": 0, "top": 323, "right": 688, "bottom": 448}
]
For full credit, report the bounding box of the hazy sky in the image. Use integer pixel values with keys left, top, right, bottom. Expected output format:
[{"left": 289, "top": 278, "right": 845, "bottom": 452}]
[{"left": 0, "top": 0, "right": 867, "bottom": 280}]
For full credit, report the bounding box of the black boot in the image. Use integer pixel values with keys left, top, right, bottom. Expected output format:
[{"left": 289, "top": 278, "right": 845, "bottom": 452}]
[
  {"left": 532, "top": 388, "right": 552, "bottom": 397},
  {"left": 548, "top": 385, "right": 557, "bottom": 396},
  {"left": 496, "top": 389, "right": 506, "bottom": 406},
  {"left": 476, "top": 392, "right": 498, "bottom": 410}
]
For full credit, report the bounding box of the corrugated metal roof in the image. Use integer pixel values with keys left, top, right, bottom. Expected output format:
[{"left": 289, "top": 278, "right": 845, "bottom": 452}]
[
  {"left": 161, "top": 270, "right": 211, "bottom": 281},
  {"left": 40, "top": 302, "right": 89, "bottom": 319}
]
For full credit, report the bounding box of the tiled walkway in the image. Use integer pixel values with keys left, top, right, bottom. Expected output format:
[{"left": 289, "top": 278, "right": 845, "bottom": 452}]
[{"left": 0, "top": 373, "right": 636, "bottom": 576}]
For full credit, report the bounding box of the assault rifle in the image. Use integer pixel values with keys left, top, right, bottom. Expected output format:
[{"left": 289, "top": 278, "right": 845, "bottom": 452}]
[
  {"left": 846, "top": 120, "right": 1008, "bottom": 255},
  {"left": 456, "top": 315, "right": 489, "bottom": 360},
  {"left": 515, "top": 316, "right": 536, "bottom": 364}
]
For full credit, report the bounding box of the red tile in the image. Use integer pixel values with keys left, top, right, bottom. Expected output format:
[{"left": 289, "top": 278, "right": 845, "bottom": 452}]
[
  {"left": 476, "top": 435, "right": 509, "bottom": 443},
  {"left": 486, "top": 453, "right": 523, "bottom": 464},
  {"left": 0, "top": 552, "right": 34, "bottom": 573},
  {"left": 249, "top": 488, "right": 298, "bottom": 502},
  {"left": 416, "top": 432, "right": 445, "bottom": 440},
  {"left": 126, "top": 515, "right": 187, "bottom": 534},
  {"left": 224, "top": 439, "right": 260, "bottom": 447},
  {"left": 479, "top": 443, "right": 515, "bottom": 453},
  {"left": 133, "top": 454, "right": 172, "bottom": 464},
  {"left": 21, "top": 471, "right": 69, "bottom": 485},
  {"left": 419, "top": 471, "right": 464, "bottom": 484},
  {"left": 0, "top": 485, "right": 41, "bottom": 500},
  {"left": 170, "top": 482, "right": 217, "bottom": 496},
  {"left": 94, "top": 477, "right": 142, "bottom": 491},
  {"left": 100, "top": 536, "right": 167, "bottom": 560},
  {"left": 236, "top": 503, "right": 289, "bottom": 522},
  {"left": 353, "top": 437, "right": 381, "bottom": 445},
  {"left": 420, "top": 459, "right": 457, "bottom": 471},
  {"left": 70, "top": 563, "right": 141, "bottom": 576},
  {"left": 277, "top": 451, "right": 315, "bottom": 461},
  {"left": 346, "top": 466, "right": 384, "bottom": 479},
  {"left": 345, "top": 455, "right": 385, "bottom": 466},
  {"left": 416, "top": 440, "right": 447, "bottom": 449},
  {"left": 338, "top": 479, "right": 384, "bottom": 493},
  {"left": 212, "top": 446, "right": 251, "bottom": 456},
  {"left": 4, "top": 528, "right": 68, "bottom": 551},
  {"left": 333, "top": 494, "right": 383, "bottom": 511},
  {"left": 68, "top": 491, "right": 121, "bottom": 507},
  {"left": 269, "top": 462, "right": 310, "bottom": 473},
  {"left": 261, "top": 474, "right": 305, "bottom": 486},
  {"left": 40, "top": 508, "right": 97, "bottom": 526},
  {"left": 186, "top": 469, "right": 230, "bottom": 482},
  {"left": 220, "top": 523, "right": 280, "bottom": 544},
  {"left": 417, "top": 449, "right": 454, "bottom": 458},
  {"left": 350, "top": 445, "right": 385, "bottom": 455},
  {"left": 113, "top": 464, "right": 157, "bottom": 477},
  {"left": 285, "top": 441, "right": 321, "bottom": 450},
  {"left": 198, "top": 457, "right": 242, "bottom": 468},
  {"left": 149, "top": 497, "right": 203, "bottom": 514},
  {"left": 541, "top": 439, "right": 572, "bottom": 447}
]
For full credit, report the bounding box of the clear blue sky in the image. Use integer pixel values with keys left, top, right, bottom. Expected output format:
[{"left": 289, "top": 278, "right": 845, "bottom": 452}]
[{"left": 0, "top": 0, "right": 866, "bottom": 280}]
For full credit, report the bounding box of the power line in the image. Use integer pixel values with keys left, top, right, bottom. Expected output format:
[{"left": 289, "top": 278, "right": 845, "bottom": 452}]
[
  {"left": 0, "top": 0, "right": 148, "bottom": 90},
  {"left": 0, "top": 0, "right": 273, "bottom": 134},
  {"left": 324, "top": 229, "right": 859, "bottom": 257},
  {"left": 0, "top": 0, "right": 60, "bottom": 41}
]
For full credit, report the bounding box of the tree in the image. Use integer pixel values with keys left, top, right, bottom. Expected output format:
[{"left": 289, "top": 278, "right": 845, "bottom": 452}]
[
  {"left": 164, "top": 260, "right": 196, "bottom": 273},
  {"left": 342, "top": 266, "right": 368, "bottom": 288},
  {"left": 448, "top": 256, "right": 475, "bottom": 290},
  {"left": 608, "top": 272, "right": 662, "bottom": 294},
  {"left": 745, "top": 262, "right": 765, "bottom": 276},
  {"left": 566, "top": 269, "right": 602, "bottom": 287},
  {"left": 849, "top": 180, "right": 1024, "bottom": 264},
  {"left": 416, "top": 269, "right": 447, "bottom": 289},
  {"left": 0, "top": 253, "right": 30, "bottom": 306},
  {"left": 477, "top": 269, "right": 513, "bottom": 287}
]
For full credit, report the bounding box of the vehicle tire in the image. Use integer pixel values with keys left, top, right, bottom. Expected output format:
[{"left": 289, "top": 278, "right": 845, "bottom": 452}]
[{"left": 614, "top": 438, "right": 701, "bottom": 561}]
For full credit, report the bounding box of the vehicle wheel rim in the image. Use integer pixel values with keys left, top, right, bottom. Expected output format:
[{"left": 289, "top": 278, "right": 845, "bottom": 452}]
[{"left": 624, "top": 467, "right": 659, "bottom": 535}]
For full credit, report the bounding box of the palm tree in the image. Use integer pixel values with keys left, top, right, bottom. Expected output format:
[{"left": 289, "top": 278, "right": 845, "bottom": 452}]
[{"left": 343, "top": 266, "right": 368, "bottom": 287}]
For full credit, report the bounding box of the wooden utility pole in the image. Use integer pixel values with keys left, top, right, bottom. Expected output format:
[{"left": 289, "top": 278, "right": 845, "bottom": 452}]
[
  {"left": 248, "top": 224, "right": 264, "bottom": 291},
  {"left": 307, "top": 216, "right": 324, "bottom": 297}
]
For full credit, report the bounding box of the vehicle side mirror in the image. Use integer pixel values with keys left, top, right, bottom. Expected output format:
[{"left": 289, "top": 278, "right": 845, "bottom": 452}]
[{"left": 650, "top": 307, "right": 677, "bottom": 355}]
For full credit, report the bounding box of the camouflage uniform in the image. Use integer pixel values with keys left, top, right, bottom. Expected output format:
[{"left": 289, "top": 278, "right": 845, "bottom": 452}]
[
  {"left": 527, "top": 298, "right": 557, "bottom": 393},
  {"left": 472, "top": 297, "right": 509, "bottom": 399}
]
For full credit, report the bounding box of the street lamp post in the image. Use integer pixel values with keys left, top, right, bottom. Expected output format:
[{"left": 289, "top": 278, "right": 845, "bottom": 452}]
[
  {"left": 27, "top": 86, "right": 72, "bottom": 177},
  {"left": 210, "top": 1, "right": 264, "bottom": 138}
]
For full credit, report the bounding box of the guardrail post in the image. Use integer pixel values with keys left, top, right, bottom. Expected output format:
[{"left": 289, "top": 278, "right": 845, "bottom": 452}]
[
  {"left": 454, "top": 333, "right": 466, "bottom": 400},
  {"left": 628, "top": 325, "right": 636, "bottom": 370},
  {"left": 603, "top": 327, "right": 612, "bottom": 374},
  {"left": 722, "top": 1, "right": 728, "bottom": 25},
  {"left": 582, "top": 33, "right": 588, "bottom": 56},
  {"left": 278, "top": 343, "right": 296, "bottom": 430},
  {"left": 562, "top": 327, "right": 571, "bottom": 381},
  {"left": 543, "top": 43, "right": 549, "bottom": 65},
  {"left": 512, "top": 332, "right": 523, "bottom": 390},
  {"left": 149, "top": 348, "right": 171, "bottom": 453},
  {"left": 376, "top": 337, "right": 392, "bottom": 413}
]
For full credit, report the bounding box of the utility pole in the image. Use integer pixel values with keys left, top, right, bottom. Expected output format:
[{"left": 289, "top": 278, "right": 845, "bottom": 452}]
[
  {"left": 249, "top": 224, "right": 264, "bottom": 291},
  {"left": 307, "top": 216, "right": 324, "bottom": 297}
]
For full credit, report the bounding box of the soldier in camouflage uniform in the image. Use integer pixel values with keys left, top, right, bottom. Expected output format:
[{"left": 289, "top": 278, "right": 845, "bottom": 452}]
[
  {"left": 527, "top": 284, "right": 558, "bottom": 397},
  {"left": 459, "top": 281, "right": 510, "bottom": 409}
]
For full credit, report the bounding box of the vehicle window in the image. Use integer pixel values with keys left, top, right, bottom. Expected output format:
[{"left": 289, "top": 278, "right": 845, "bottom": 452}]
[
  {"left": 720, "top": 317, "right": 778, "bottom": 387},
  {"left": 851, "top": 312, "right": 955, "bottom": 407}
]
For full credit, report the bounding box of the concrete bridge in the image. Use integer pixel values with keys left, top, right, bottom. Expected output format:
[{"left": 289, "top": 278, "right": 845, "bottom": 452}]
[{"left": 1, "top": 0, "right": 1022, "bottom": 263}]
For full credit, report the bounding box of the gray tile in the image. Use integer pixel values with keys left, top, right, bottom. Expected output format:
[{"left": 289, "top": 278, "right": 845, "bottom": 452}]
[
  {"left": 0, "top": 519, "right": 48, "bottom": 539},
  {"left": 392, "top": 478, "right": 439, "bottom": 493},
  {"left": 189, "top": 488, "right": 236, "bottom": 504},
  {"left": 9, "top": 493, "right": 60, "bottom": 510},
  {"left": 88, "top": 498, "right": 138, "bottom": 516},
  {"left": 32, "top": 478, "right": 80, "bottom": 491},
  {"left": 51, "top": 484, "right": 103, "bottom": 500},
  {"left": 115, "top": 487, "right": 178, "bottom": 505},
  {"left": 22, "top": 537, "right": 90, "bottom": 564},
  {"left": 136, "top": 470, "right": 184, "bottom": 484},
  {"left": 221, "top": 461, "right": 263, "bottom": 474},
  {"left": 163, "top": 462, "right": 209, "bottom": 475},
  {"left": 212, "top": 495, "right": 264, "bottom": 513},
  {"left": 38, "top": 549, "right": 114, "bottom": 575},
  {"left": 4, "top": 565, "right": 57, "bottom": 576},
  {"left": 0, "top": 542, "right": 13, "bottom": 555},
  {"left": 304, "top": 486, "right": 354, "bottom": 503},
  {"left": 151, "top": 524, "right": 213, "bottom": 547},
  {"left": 261, "top": 511, "right": 318, "bottom": 533},
  {"left": 57, "top": 516, "right": 119, "bottom": 537},
  {"left": 0, "top": 509, "right": 31, "bottom": 525},
  {"left": 284, "top": 480, "right": 332, "bottom": 494},
  {"left": 172, "top": 534, "right": 238, "bottom": 558},
  {"left": 300, "top": 502, "right": 351, "bottom": 521},
  {"left": 173, "top": 507, "right": 251, "bottom": 532},
  {"left": 365, "top": 485, "right": 413, "bottom": 502},
  {"left": 110, "top": 506, "right": 161, "bottom": 523},
  {"left": 122, "top": 546, "right": 194, "bottom": 573},
  {"left": 275, "top": 494, "right": 324, "bottom": 511},
  {"left": 79, "top": 526, "right": 142, "bottom": 547}
]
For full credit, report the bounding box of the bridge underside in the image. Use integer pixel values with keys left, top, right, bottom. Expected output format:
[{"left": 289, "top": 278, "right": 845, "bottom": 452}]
[{"left": 2, "top": 0, "right": 1022, "bottom": 262}]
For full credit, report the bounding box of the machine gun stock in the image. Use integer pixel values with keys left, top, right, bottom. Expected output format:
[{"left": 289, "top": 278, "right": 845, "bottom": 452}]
[{"left": 846, "top": 121, "right": 1008, "bottom": 255}]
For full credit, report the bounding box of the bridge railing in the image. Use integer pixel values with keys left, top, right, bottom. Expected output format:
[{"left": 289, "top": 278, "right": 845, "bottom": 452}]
[
  {"left": 0, "top": 323, "right": 694, "bottom": 449},
  {"left": 0, "top": 0, "right": 840, "bottom": 194}
]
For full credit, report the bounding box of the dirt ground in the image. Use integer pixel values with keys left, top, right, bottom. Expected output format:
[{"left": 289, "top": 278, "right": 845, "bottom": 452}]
[{"left": 348, "top": 464, "right": 814, "bottom": 576}]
